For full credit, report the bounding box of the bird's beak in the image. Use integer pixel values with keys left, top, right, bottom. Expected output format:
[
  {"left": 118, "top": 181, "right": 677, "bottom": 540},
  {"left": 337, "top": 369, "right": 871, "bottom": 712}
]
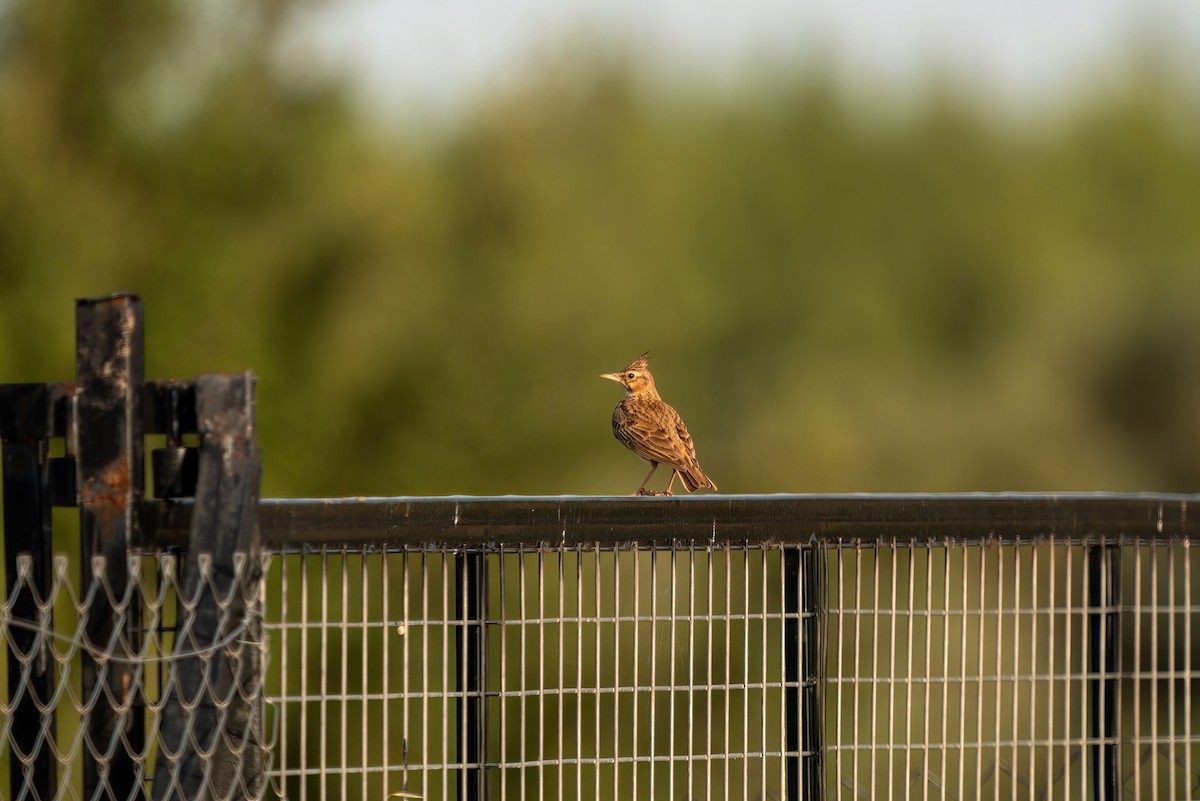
[{"left": 598, "top": 372, "right": 623, "bottom": 384}]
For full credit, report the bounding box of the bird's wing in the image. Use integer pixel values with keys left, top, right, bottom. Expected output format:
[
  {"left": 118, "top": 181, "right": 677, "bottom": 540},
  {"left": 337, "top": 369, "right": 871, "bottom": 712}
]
[
  {"left": 673, "top": 412, "right": 701, "bottom": 466},
  {"left": 620, "top": 403, "right": 696, "bottom": 471}
]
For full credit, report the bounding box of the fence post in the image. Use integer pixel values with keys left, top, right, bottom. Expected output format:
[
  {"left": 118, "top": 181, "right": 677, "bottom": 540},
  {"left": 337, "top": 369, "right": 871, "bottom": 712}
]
[
  {"left": 0, "top": 383, "right": 59, "bottom": 800},
  {"left": 785, "top": 544, "right": 824, "bottom": 800},
  {"left": 152, "top": 372, "right": 263, "bottom": 801},
  {"left": 1088, "top": 544, "right": 1120, "bottom": 800},
  {"left": 456, "top": 551, "right": 487, "bottom": 801},
  {"left": 76, "top": 293, "right": 146, "bottom": 800}
]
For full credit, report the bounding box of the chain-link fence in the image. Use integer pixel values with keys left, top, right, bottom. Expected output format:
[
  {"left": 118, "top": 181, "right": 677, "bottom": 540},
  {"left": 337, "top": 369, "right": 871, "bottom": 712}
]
[{"left": 0, "top": 550, "right": 269, "bottom": 801}]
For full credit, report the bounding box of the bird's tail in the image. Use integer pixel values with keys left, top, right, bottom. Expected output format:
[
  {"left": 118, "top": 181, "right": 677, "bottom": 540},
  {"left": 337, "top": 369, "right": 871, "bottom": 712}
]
[{"left": 681, "top": 466, "right": 717, "bottom": 493}]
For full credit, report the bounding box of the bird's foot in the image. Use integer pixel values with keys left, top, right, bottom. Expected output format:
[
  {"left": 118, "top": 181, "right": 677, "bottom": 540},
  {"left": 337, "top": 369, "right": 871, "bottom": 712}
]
[{"left": 662, "top": 489, "right": 674, "bottom": 496}]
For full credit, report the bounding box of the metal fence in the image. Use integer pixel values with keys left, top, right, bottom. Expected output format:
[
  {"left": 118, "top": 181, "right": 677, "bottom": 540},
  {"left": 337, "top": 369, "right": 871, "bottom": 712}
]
[
  {"left": 242, "top": 495, "right": 1199, "bottom": 801},
  {"left": 259, "top": 536, "right": 817, "bottom": 801},
  {"left": 3, "top": 295, "right": 1200, "bottom": 800},
  {"left": 4, "top": 495, "right": 1199, "bottom": 800}
]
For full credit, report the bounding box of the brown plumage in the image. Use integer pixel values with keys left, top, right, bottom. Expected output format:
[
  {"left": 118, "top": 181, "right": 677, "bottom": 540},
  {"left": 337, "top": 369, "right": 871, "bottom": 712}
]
[{"left": 599, "top": 351, "right": 717, "bottom": 496}]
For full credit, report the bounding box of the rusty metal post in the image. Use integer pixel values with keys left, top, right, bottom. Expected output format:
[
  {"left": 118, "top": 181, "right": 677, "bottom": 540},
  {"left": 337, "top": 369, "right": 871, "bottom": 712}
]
[
  {"left": 76, "top": 292, "right": 146, "bottom": 800},
  {"left": 152, "top": 372, "right": 262, "bottom": 801},
  {"left": 0, "top": 383, "right": 60, "bottom": 800}
]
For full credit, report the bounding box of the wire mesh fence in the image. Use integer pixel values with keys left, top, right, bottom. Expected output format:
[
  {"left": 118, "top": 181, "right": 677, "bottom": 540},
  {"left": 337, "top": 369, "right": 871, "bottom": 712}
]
[
  {"left": 824, "top": 537, "right": 1200, "bottom": 800},
  {"left": 3, "top": 496, "right": 1200, "bottom": 800},
  {"left": 263, "top": 542, "right": 820, "bottom": 801},
  {"left": 0, "top": 550, "right": 270, "bottom": 801}
]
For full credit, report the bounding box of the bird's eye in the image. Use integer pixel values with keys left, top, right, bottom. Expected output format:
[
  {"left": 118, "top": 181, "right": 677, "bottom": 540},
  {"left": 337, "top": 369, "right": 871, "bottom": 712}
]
[{"left": 627, "top": 372, "right": 635, "bottom": 379}]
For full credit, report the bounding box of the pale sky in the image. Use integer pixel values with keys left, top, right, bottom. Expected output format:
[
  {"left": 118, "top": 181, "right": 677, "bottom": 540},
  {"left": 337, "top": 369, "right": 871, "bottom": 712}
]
[{"left": 293, "top": 0, "right": 1200, "bottom": 119}]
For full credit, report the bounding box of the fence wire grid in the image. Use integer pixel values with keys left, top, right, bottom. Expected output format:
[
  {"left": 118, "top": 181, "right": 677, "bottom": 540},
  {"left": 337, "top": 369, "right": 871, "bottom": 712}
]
[
  {"left": 4, "top": 513, "right": 1200, "bottom": 800},
  {"left": 265, "top": 543, "right": 819, "bottom": 801}
]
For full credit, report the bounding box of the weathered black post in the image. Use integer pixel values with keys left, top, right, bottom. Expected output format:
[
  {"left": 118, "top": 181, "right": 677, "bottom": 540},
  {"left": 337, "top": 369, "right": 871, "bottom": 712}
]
[
  {"left": 152, "top": 372, "right": 262, "bottom": 801},
  {"left": 76, "top": 293, "right": 146, "bottom": 800},
  {"left": 0, "top": 382, "right": 68, "bottom": 800},
  {"left": 785, "top": 544, "right": 824, "bottom": 800},
  {"left": 1088, "top": 545, "right": 1120, "bottom": 800},
  {"left": 456, "top": 551, "right": 487, "bottom": 801}
]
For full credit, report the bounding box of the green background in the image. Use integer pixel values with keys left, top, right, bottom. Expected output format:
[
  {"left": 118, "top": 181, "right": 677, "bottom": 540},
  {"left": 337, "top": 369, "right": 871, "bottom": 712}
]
[{"left": 2, "top": 1, "right": 1198, "bottom": 499}]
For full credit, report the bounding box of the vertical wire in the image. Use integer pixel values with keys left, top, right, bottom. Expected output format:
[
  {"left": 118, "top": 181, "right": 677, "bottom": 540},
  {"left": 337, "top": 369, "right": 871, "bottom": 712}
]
[
  {"left": 300, "top": 552, "right": 310, "bottom": 801},
  {"left": 1150, "top": 545, "right": 1160, "bottom": 797},
  {"left": 320, "top": 548, "right": 330, "bottom": 801},
  {"left": 1010, "top": 545, "right": 1021, "bottom": 801},
  {"left": 743, "top": 546, "right": 751, "bottom": 797},
  {"left": 385, "top": 551, "right": 395, "bottom": 798},
  {"left": 557, "top": 549, "right": 565, "bottom": 801},
  {"left": 1065, "top": 541, "right": 1075, "bottom": 796},
  {"left": 1168, "top": 542, "right": 1177, "bottom": 801},
  {"left": 460, "top": 550, "right": 469, "bottom": 800},
  {"left": 872, "top": 542, "right": 881, "bottom": 797},
  {"left": 1097, "top": 546, "right": 1109, "bottom": 801},
  {"left": 1184, "top": 540, "right": 1192, "bottom": 800},
  {"left": 669, "top": 545, "right": 678, "bottom": 801},
  {"left": 1046, "top": 540, "right": 1056, "bottom": 801},
  {"left": 440, "top": 550, "right": 449, "bottom": 800},
  {"left": 537, "top": 548, "right": 545, "bottom": 801},
  {"left": 976, "top": 545, "right": 986, "bottom": 801},
  {"left": 922, "top": 545, "right": 933, "bottom": 801},
  {"left": 419, "top": 550, "right": 428, "bottom": 797},
  {"left": 340, "top": 551, "right": 349, "bottom": 801},
  {"left": 614, "top": 546, "right": 624, "bottom": 796},
  {"left": 835, "top": 546, "right": 845, "bottom": 796},
  {"left": 360, "top": 554, "right": 369, "bottom": 801},
  {"left": 498, "top": 548, "right": 507, "bottom": 801},
  {"left": 592, "top": 544, "right": 604, "bottom": 801},
  {"left": 993, "top": 545, "right": 1003, "bottom": 801},
  {"left": 760, "top": 547, "right": 769, "bottom": 801},
  {"left": 888, "top": 541, "right": 898, "bottom": 797},
  {"left": 852, "top": 545, "right": 862, "bottom": 797},
  {"left": 778, "top": 546, "right": 787, "bottom": 797},
  {"left": 632, "top": 547, "right": 641, "bottom": 801},
  {"left": 940, "top": 545, "right": 950, "bottom": 801},
  {"left": 688, "top": 544, "right": 697, "bottom": 800},
  {"left": 799, "top": 543, "right": 810, "bottom": 801},
  {"left": 518, "top": 545, "right": 527, "bottom": 801},
  {"left": 576, "top": 544, "right": 585, "bottom": 801},
  {"left": 396, "top": 553, "right": 405, "bottom": 796},
  {"left": 1028, "top": 544, "right": 1038, "bottom": 801},
  {"left": 904, "top": 543, "right": 916, "bottom": 801},
  {"left": 1133, "top": 546, "right": 1142, "bottom": 796},
  {"left": 723, "top": 545, "right": 732, "bottom": 801},
  {"left": 705, "top": 546, "right": 714, "bottom": 801},
  {"left": 649, "top": 547, "right": 658, "bottom": 797},
  {"left": 499, "top": 546, "right": 508, "bottom": 801},
  {"left": 958, "top": 546, "right": 968, "bottom": 801}
]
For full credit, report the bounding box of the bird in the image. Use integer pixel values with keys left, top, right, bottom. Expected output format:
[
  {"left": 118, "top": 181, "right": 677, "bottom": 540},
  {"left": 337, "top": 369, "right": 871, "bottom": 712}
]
[{"left": 599, "top": 351, "right": 717, "bottom": 496}]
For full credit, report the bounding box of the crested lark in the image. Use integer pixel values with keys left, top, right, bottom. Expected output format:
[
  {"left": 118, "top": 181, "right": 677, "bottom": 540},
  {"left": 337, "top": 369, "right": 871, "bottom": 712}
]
[{"left": 600, "top": 351, "right": 717, "bottom": 496}]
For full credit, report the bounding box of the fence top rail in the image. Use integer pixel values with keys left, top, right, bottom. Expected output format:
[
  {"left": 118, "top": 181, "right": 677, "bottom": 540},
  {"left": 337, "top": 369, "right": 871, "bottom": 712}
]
[{"left": 141, "top": 492, "right": 1198, "bottom": 549}]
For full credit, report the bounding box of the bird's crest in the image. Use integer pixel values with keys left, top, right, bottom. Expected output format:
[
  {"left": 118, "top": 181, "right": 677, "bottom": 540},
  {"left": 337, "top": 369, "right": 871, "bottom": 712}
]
[{"left": 624, "top": 351, "right": 651, "bottom": 372}]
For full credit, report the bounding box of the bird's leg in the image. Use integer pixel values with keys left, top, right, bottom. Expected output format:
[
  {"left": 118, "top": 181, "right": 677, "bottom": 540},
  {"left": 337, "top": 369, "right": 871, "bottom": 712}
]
[
  {"left": 663, "top": 470, "right": 680, "bottom": 496},
  {"left": 635, "top": 462, "right": 659, "bottom": 496}
]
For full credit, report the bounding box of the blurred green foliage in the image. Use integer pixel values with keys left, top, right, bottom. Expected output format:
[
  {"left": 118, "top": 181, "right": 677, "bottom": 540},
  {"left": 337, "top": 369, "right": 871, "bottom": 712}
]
[{"left": 2, "top": 0, "right": 1199, "bottom": 497}]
